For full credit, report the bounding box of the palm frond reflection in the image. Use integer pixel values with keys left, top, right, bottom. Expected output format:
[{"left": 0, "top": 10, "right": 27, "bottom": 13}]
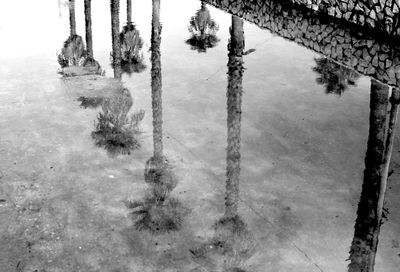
[
  {"left": 91, "top": 89, "right": 145, "bottom": 156},
  {"left": 120, "top": 24, "right": 147, "bottom": 74},
  {"left": 312, "top": 57, "right": 360, "bottom": 96},
  {"left": 127, "top": 159, "right": 187, "bottom": 234},
  {"left": 186, "top": 2, "right": 220, "bottom": 53}
]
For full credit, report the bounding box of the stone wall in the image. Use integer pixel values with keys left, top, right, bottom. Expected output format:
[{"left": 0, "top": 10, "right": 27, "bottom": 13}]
[
  {"left": 204, "top": 0, "right": 400, "bottom": 87},
  {"left": 292, "top": 0, "right": 400, "bottom": 36}
]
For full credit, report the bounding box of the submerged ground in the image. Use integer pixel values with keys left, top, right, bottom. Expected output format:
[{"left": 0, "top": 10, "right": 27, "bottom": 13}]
[{"left": 0, "top": 0, "right": 400, "bottom": 271}]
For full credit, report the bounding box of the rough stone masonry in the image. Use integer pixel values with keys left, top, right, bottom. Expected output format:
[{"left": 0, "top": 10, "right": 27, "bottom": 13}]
[
  {"left": 293, "top": 0, "right": 400, "bottom": 36},
  {"left": 204, "top": 0, "right": 400, "bottom": 87}
]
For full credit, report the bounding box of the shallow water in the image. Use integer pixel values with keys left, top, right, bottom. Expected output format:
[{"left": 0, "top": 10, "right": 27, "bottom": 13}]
[{"left": 1, "top": 0, "right": 400, "bottom": 271}]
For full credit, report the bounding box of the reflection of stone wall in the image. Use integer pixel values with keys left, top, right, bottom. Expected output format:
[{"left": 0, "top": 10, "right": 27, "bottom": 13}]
[
  {"left": 204, "top": 0, "right": 400, "bottom": 87},
  {"left": 292, "top": 0, "right": 400, "bottom": 36}
]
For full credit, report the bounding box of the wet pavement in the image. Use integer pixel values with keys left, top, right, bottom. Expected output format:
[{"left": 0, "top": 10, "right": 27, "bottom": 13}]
[{"left": 1, "top": 0, "right": 400, "bottom": 271}]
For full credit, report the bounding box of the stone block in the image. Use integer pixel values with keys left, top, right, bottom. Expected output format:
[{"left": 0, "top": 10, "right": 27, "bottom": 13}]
[
  {"left": 351, "top": 56, "right": 358, "bottom": 66},
  {"left": 379, "top": 60, "right": 385, "bottom": 69},
  {"left": 386, "top": 7, "right": 394, "bottom": 17},
  {"left": 370, "top": 9, "right": 376, "bottom": 20},
  {"left": 359, "top": 15, "right": 365, "bottom": 25},
  {"left": 345, "top": 32, "right": 351, "bottom": 43},
  {"left": 386, "top": 58, "right": 393, "bottom": 68},
  {"left": 337, "top": 35, "right": 344, "bottom": 43},
  {"left": 372, "top": 55, "right": 379, "bottom": 66},
  {"left": 394, "top": 3, "right": 399, "bottom": 13},
  {"left": 363, "top": 48, "right": 372, "bottom": 62},
  {"left": 379, "top": 53, "right": 389, "bottom": 61},
  {"left": 348, "top": 1, "right": 355, "bottom": 10},
  {"left": 370, "top": 44, "right": 379, "bottom": 55},
  {"left": 366, "top": 17, "right": 376, "bottom": 28},
  {"left": 365, "top": 66, "right": 376, "bottom": 75}
]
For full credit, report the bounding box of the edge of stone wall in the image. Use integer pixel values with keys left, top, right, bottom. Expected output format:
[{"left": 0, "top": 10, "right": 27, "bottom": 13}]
[
  {"left": 292, "top": 0, "right": 400, "bottom": 37},
  {"left": 204, "top": 0, "right": 400, "bottom": 87}
]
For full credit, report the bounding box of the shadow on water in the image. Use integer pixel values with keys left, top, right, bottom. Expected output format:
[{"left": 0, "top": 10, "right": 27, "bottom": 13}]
[
  {"left": 348, "top": 83, "right": 400, "bottom": 271},
  {"left": 189, "top": 15, "right": 256, "bottom": 272},
  {"left": 126, "top": 0, "right": 188, "bottom": 235},
  {"left": 186, "top": 1, "right": 220, "bottom": 53}
]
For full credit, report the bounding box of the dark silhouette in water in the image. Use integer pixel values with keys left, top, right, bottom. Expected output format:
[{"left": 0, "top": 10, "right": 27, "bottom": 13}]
[
  {"left": 348, "top": 82, "right": 400, "bottom": 272},
  {"left": 127, "top": 0, "right": 187, "bottom": 234},
  {"left": 190, "top": 16, "right": 255, "bottom": 272},
  {"left": 91, "top": 87, "right": 145, "bottom": 157},
  {"left": 120, "top": 0, "right": 146, "bottom": 74},
  {"left": 312, "top": 57, "right": 360, "bottom": 96},
  {"left": 186, "top": 1, "right": 220, "bottom": 53}
]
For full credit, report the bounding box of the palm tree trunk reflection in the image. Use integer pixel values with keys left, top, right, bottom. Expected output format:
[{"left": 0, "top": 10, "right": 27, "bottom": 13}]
[
  {"left": 84, "top": 0, "right": 93, "bottom": 59},
  {"left": 110, "top": 0, "right": 122, "bottom": 78},
  {"left": 69, "top": 0, "right": 77, "bottom": 36},
  {"left": 151, "top": 0, "right": 163, "bottom": 160},
  {"left": 127, "top": 0, "right": 132, "bottom": 25},
  {"left": 225, "top": 15, "right": 245, "bottom": 219},
  {"left": 82, "top": 0, "right": 102, "bottom": 73},
  {"left": 348, "top": 81, "right": 400, "bottom": 272},
  {"left": 190, "top": 16, "right": 255, "bottom": 271},
  {"left": 127, "top": 0, "right": 186, "bottom": 234}
]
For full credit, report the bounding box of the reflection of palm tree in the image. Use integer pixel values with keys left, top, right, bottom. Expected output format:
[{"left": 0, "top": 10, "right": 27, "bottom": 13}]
[
  {"left": 348, "top": 82, "right": 400, "bottom": 272},
  {"left": 151, "top": 0, "right": 163, "bottom": 161},
  {"left": 91, "top": 88, "right": 145, "bottom": 157},
  {"left": 112, "top": 0, "right": 146, "bottom": 75},
  {"left": 58, "top": 0, "right": 85, "bottom": 67},
  {"left": 186, "top": 1, "right": 220, "bottom": 53},
  {"left": 190, "top": 16, "right": 255, "bottom": 272},
  {"left": 110, "top": 0, "right": 122, "bottom": 78},
  {"left": 225, "top": 15, "right": 245, "bottom": 219},
  {"left": 120, "top": 22, "right": 146, "bottom": 74},
  {"left": 58, "top": 0, "right": 103, "bottom": 75},
  {"left": 312, "top": 57, "right": 360, "bottom": 96},
  {"left": 127, "top": 0, "right": 186, "bottom": 234}
]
